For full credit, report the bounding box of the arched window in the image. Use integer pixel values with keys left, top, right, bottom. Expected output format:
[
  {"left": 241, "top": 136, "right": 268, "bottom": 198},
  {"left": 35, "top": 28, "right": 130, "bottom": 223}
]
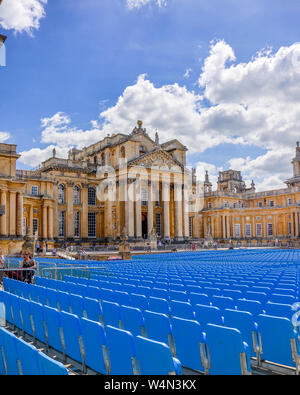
[
  {"left": 88, "top": 186, "right": 96, "bottom": 206},
  {"left": 74, "top": 185, "right": 80, "bottom": 205},
  {"left": 58, "top": 184, "right": 65, "bottom": 204}
]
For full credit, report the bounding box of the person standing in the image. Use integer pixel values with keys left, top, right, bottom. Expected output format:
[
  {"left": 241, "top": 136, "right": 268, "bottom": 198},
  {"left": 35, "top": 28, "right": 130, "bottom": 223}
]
[
  {"left": 21, "top": 250, "right": 36, "bottom": 284},
  {"left": 0, "top": 248, "right": 5, "bottom": 284}
]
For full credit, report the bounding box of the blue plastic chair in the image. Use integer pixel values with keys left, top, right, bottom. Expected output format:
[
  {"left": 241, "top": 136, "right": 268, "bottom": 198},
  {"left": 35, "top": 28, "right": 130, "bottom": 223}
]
[
  {"left": 84, "top": 297, "right": 103, "bottom": 324},
  {"left": 194, "top": 304, "right": 223, "bottom": 328},
  {"left": 170, "top": 300, "right": 195, "bottom": 320},
  {"left": 38, "top": 351, "right": 69, "bottom": 375},
  {"left": 202, "top": 324, "right": 251, "bottom": 375},
  {"left": 171, "top": 317, "right": 205, "bottom": 372},
  {"left": 60, "top": 311, "right": 85, "bottom": 366},
  {"left": 148, "top": 297, "right": 170, "bottom": 316},
  {"left": 105, "top": 325, "right": 137, "bottom": 375},
  {"left": 80, "top": 317, "right": 108, "bottom": 374},
  {"left": 135, "top": 336, "right": 182, "bottom": 375},
  {"left": 102, "top": 300, "right": 122, "bottom": 328},
  {"left": 120, "top": 305, "right": 145, "bottom": 336}
]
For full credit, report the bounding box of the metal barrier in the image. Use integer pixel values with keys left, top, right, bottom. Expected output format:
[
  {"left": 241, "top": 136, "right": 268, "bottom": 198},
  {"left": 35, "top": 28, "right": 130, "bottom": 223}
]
[
  {"left": 0, "top": 268, "right": 37, "bottom": 283},
  {"left": 39, "top": 266, "right": 110, "bottom": 281}
]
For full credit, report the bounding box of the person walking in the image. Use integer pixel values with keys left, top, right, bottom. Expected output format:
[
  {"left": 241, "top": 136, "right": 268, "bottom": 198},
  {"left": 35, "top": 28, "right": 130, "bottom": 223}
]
[{"left": 21, "top": 250, "right": 36, "bottom": 284}]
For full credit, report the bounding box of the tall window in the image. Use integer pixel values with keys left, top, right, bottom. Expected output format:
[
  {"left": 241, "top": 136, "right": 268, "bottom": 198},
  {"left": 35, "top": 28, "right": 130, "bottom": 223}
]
[
  {"left": 235, "top": 224, "right": 241, "bottom": 237},
  {"left": 141, "top": 188, "right": 147, "bottom": 206},
  {"left": 88, "top": 187, "right": 96, "bottom": 206},
  {"left": 74, "top": 211, "right": 80, "bottom": 238},
  {"left": 256, "top": 223, "right": 262, "bottom": 237},
  {"left": 121, "top": 146, "right": 126, "bottom": 159},
  {"left": 58, "top": 184, "right": 65, "bottom": 204},
  {"left": 31, "top": 186, "right": 39, "bottom": 196},
  {"left": 59, "top": 211, "right": 65, "bottom": 237},
  {"left": 156, "top": 213, "right": 161, "bottom": 237},
  {"left": 189, "top": 217, "right": 193, "bottom": 237},
  {"left": 245, "top": 224, "right": 251, "bottom": 237},
  {"left": 287, "top": 198, "right": 292, "bottom": 205},
  {"left": 74, "top": 186, "right": 80, "bottom": 205},
  {"left": 288, "top": 222, "right": 292, "bottom": 235},
  {"left": 269, "top": 200, "right": 274, "bottom": 207},
  {"left": 88, "top": 212, "right": 96, "bottom": 238},
  {"left": 33, "top": 218, "right": 38, "bottom": 236},
  {"left": 267, "top": 223, "right": 273, "bottom": 236}
]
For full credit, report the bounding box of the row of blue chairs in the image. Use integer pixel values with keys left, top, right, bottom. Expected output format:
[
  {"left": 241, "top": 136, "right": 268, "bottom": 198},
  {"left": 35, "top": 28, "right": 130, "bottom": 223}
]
[
  {"left": 27, "top": 277, "right": 296, "bottom": 322},
  {"left": 3, "top": 278, "right": 300, "bottom": 373},
  {"left": 0, "top": 326, "right": 68, "bottom": 375},
  {"left": 0, "top": 290, "right": 182, "bottom": 375}
]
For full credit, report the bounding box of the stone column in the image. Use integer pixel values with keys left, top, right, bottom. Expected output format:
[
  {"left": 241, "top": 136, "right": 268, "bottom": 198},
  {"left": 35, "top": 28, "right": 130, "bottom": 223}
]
[
  {"left": 226, "top": 215, "right": 230, "bottom": 239},
  {"left": 295, "top": 212, "right": 299, "bottom": 237},
  {"left": 105, "top": 190, "right": 113, "bottom": 239},
  {"left": 42, "top": 205, "right": 48, "bottom": 239},
  {"left": 263, "top": 215, "right": 266, "bottom": 237},
  {"left": 183, "top": 200, "right": 189, "bottom": 239},
  {"left": 0, "top": 190, "right": 7, "bottom": 236},
  {"left": 17, "top": 192, "right": 24, "bottom": 237},
  {"left": 222, "top": 215, "right": 226, "bottom": 238},
  {"left": 147, "top": 182, "right": 154, "bottom": 237},
  {"left": 126, "top": 199, "right": 134, "bottom": 239},
  {"left": 174, "top": 183, "right": 183, "bottom": 240},
  {"left": 9, "top": 191, "right": 16, "bottom": 236},
  {"left": 48, "top": 206, "right": 54, "bottom": 239},
  {"left": 135, "top": 183, "right": 142, "bottom": 239},
  {"left": 66, "top": 184, "right": 74, "bottom": 239}
]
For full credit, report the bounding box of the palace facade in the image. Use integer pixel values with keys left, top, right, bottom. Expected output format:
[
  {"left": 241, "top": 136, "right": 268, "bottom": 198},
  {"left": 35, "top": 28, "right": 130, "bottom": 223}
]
[{"left": 0, "top": 121, "right": 300, "bottom": 254}]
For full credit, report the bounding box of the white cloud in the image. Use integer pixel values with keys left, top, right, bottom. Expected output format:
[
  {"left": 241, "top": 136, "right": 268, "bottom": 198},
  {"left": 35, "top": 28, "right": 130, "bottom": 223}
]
[
  {"left": 18, "top": 40, "right": 300, "bottom": 192},
  {"left": 0, "top": 131, "right": 11, "bottom": 142},
  {"left": 0, "top": 0, "right": 47, "bottom": 34},
  {"left": 127, "top": 0, "right": 166, "bottom": 9},
  {"left": 184, "top": 68, "right": 192, "bottom": 79}
]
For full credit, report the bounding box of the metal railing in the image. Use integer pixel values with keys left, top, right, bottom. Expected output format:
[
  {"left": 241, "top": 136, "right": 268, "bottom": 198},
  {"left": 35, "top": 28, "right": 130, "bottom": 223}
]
[{"left": 39, "top": 266, "right": 110, "bottom": 281}]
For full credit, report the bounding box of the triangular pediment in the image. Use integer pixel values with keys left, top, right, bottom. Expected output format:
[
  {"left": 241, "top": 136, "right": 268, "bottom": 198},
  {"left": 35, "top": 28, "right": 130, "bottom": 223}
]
[{"left": 128, "top": 149, "right": 183, "bottom": 170}]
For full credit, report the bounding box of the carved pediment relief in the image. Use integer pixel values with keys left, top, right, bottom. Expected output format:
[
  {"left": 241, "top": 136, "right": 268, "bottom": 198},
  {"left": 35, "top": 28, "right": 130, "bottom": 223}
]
[{"left": 129, "top": 150, "right": 182, "bottom": 170}]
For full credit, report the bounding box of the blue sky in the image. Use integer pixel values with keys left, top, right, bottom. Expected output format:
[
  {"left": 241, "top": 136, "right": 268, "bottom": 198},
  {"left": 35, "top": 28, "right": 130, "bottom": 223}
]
[{"left": 1, "top": 0, "right": 300, "bottom": 190}]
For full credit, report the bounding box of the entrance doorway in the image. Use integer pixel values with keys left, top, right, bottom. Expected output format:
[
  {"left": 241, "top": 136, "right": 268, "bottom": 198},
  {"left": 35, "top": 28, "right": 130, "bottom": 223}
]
[{"left": 142, "top": 214, "right": 148, "bottom": 239}]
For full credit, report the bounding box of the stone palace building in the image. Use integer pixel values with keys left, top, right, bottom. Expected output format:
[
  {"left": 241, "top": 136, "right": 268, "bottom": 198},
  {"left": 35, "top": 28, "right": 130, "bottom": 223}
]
[{"left": 0, "top": 121, "right": 300, "bottom": 254}]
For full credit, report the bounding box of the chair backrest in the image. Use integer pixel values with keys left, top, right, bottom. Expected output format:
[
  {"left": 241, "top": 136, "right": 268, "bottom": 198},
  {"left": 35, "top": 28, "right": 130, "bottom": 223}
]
[
  {"left": 256, "top": 314, "right": 298, "bottom": 368},
  {"left": 171, "top": 317, "right": 204, "bottom": 373},
  {"left": 222, "top": 309, "right": 257, "bottom": 357},
  {"left": 189, "top": 293, "right": 210, "bottom": 307},
  {"left": 60, "top": 311, "right": 85, "bottom": 364},
  {"left": 101, "top": 300, "right": 121, "bottom": 328},
  {"left": 194, "top": 304, "right": 223, "bottom": 328},
  {"left": 130, "top": 293, "right": 148, "bottom": 311},
  {"left": 30, "top": 301, "right": 47, "bottom": 343},
  {"left": 148, "top": 297, "right": 170, "bottom": 316},
  {"left": 143, "top": 310, "right": 172, "bottom": 346},
  {"left": 204, "top": 324, "right": 251, "bottom": 375},
  {"left": 105, "top": 325, "right": 137, "bottom": 375},
  {"left": 135, "top": 335, "right": 180, "bottom": 375},
  {"left": 80, "top": 317, "right": 108, "bottom": 374},
  {"left": 170, "top": 300, "right": 195, "bottom": 320},
  {"left": 236, "top": 299, "right": 263, "bottom": 318},
  {"left": 265, "top": 302, "right": 293, "bottom": 319},
  {"left": 120, "top": 305, "right": 145, "bottom": 336},
  {"left": 43, "top": 305, "right": 64, "bottom": 353},
  {"left": 84, "top": 297, "right": 103, "bottom": 324},
  {"left": 38, "top": 351, "right": 68, "bottom": 375},
  {"left": 69, "top": 294, "right": 85, "bottom": 318},
  {"left": 16, "top": 337, "right": 41, "bottom": 375},
  {"left": 211, "top": 296, "right": 236, "bottom": 311}
]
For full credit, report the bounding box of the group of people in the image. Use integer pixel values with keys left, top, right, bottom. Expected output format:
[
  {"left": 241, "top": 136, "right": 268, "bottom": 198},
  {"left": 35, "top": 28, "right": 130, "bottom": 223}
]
[{"left": 0, "top": 249, "right": 36, "bottom": 285}]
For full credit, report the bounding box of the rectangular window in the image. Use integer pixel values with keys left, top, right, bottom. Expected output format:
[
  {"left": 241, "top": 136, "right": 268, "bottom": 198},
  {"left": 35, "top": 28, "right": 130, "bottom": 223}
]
[
  {"left": 74, "top": 211, "right": 80, "bottom": 238},
  {"left": 267, "top": 223, "right": 273, "bottom": 236},
  {"left": 258, "top": 202, "right": 262, "bottom": 207},
  {"left": 245, "top": 224, "right": 251, "bottom": 237},
  {"left": 235, "top": 224, "right": 241, "bottom": 237},
  {"left": 88, "top": 212, "right": 96, "bottom": 238},
  {"left": 287, "top": 198, "right": 292, "bottom": 205},
  {"left": 256, "top": 223, "right": 262, "bottom": 237},
  {"left": 33, "top": 218, "right": 38, "bottom": 236},
  {"left": 208, "top": 202, "right": 212, "bottom": 209},
  {"left": 31, "top": 186, "right": 39, "bottom": 196},
  {"left": 269, "top": 200, "right": 274, "bottom": 207},
  {"left": 156, "top": 213, "right": 161, "bottom": 237},
  {"left": 288, "top": 222, "right": 292, "bottom": 235},
  {"left": 141, "top": 188, "right": 147, "bottom": 206},
  {"left": 59, "top": 211, "right": 65, "bottom": 238},
  {"left": 189, "top": 217, "right": 193, "bottom": 237}
]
